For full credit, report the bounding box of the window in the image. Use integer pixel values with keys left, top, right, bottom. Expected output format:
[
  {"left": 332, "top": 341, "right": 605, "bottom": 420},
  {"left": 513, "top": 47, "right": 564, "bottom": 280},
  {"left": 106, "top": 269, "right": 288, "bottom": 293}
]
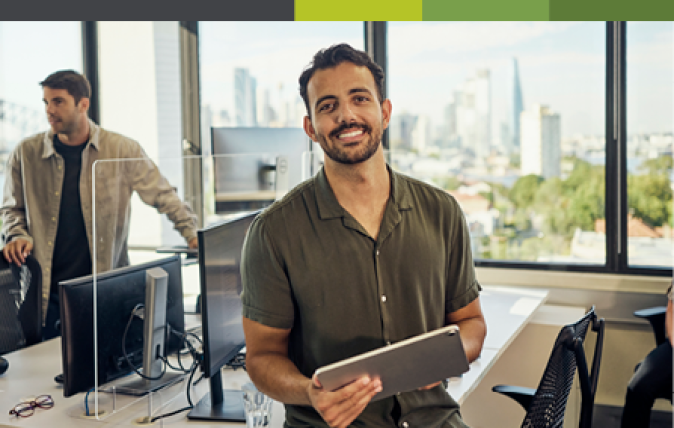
[
  {"left": 98, "top": 21, "right": 186, "bottom": 249},
  {"left": 0, "top": 21, "right": 82, "bottom": 201},
  {"left": 626, "top": 22, "right": 673, "bottom": 268},
  {"left": 388, "top": 22, "right": 607, "bottom": 267},
  {"left": 198, "top": 22, "right": 364, "bottom": 220}
]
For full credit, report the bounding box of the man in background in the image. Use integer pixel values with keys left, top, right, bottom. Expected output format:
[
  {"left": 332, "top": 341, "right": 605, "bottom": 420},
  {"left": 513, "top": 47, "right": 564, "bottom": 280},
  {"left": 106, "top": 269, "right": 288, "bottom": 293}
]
[
  {"left": 1, "top": 70, "right": 198, "bottom": 340},
  {"left": 241, "top": 44, "right": 486, "bottom": 428}
]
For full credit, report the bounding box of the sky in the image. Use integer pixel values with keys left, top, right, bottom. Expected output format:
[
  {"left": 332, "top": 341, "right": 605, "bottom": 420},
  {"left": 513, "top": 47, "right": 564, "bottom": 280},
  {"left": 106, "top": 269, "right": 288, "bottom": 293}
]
[
  {"left": 0, "top": 21, "right": 82, "bottom": 133},
  {"left": 1, "top": 21, "right": 671, "bottom": 143},
  {"left": 199, "top": 21, "right": 673, "bottom": 138}
]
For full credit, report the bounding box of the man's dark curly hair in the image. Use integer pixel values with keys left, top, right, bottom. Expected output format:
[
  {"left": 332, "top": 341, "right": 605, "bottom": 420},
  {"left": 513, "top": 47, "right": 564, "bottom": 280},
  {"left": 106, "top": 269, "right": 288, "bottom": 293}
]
[
  {"left": 40, "top": 70, "right": 91, "bottom": 105},
  {"left": 299, "top": 43, "right": 385, "bottom": 118}
]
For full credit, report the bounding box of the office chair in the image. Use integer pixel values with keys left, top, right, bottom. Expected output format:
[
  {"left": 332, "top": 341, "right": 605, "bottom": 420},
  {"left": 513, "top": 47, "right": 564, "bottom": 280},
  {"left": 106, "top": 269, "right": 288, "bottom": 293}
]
[
  {"left": 632, "top": 306, "right": 671, "bottom": 403},
  {"left": 0, "top": 254, "right": 42, "bottom": 373},
  {"left": 493, "top": 306, "right": 605, "bottom": 428}
]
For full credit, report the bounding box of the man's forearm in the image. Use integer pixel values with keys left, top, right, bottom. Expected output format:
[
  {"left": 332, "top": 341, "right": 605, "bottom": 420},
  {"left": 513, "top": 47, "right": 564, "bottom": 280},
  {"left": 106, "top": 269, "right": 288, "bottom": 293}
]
[
  {"left": 246, "top": 352, "right": 313, "bottom": 406},
  {"left": 454, "top": 317, "right": 486, "bottom": 363}
]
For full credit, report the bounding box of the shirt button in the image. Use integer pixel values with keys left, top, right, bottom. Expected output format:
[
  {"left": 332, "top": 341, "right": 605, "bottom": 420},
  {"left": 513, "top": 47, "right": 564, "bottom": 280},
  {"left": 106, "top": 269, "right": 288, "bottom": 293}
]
[
  {"left": 376, "top": 250, "right": 380, "bottom": 256},
  {"left": 55, "top": 191, "right": 59, "bottom": 196},
  {"left": 381, "top": 295, "right": 386, "bottom": 303},
  {"left": 402, "top": 422, "right": 409, "bottom": 428},
  {"left": 51, "top": 217, "right": 56, "bottom": 222},
  {"left": 58, "top": 165, "right": 62, "bottom": 170},
  {"left": 47, "top": 241, "right": 52, "bottom": 246}
]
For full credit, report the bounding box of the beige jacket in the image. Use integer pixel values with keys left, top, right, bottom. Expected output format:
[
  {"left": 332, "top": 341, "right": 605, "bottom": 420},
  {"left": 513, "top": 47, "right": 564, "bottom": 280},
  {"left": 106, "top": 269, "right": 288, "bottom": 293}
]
[{"left": 1, "top": 120, "right": 198, "bottom": 321}]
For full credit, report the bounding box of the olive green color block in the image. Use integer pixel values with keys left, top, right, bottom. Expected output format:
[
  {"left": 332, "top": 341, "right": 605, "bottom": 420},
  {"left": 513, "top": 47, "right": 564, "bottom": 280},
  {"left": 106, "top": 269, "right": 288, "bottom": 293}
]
[
  {"left": 422, "top": 0, "right": 549, "bottom": 21},
  {"left": 295, "top": 0, "right": 422, "bottom": 21},
  {"left": 550, "top": 0, "right": 673, "bottom": 20}
]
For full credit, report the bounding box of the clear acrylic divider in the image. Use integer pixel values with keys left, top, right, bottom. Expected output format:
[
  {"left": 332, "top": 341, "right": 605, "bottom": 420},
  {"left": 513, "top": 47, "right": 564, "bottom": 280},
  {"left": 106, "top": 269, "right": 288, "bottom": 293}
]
[
  {"left": 91, "top": 156, "right": 198, "bottom": 421},
  {"left": 90, "top": 151, "right": 312, "bottom": 421}
]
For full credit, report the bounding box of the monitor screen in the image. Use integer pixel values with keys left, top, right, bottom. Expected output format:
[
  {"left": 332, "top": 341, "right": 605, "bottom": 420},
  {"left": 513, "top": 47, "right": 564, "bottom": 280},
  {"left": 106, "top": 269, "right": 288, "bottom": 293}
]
[
  {"left": 211, "top": 127, "right": 311, "bottom": 213},
  {"left": 59, "top": 255, "right": 184, "bottom": 397},
  {"left": 199, "top": 211, "right": 258, "bottom": 378},
  {"left": 187, "top": 210, "right": 258, "bottom": 422}
]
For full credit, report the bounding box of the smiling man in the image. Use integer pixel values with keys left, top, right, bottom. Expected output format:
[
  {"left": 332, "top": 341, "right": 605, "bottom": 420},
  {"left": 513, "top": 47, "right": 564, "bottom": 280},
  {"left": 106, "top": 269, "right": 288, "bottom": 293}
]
[
  {"left": 1, "top": 70, "right": 198, "bottom": 340},
  {"left": 241, "top": 44, "right": 487, "bottom": 428}
]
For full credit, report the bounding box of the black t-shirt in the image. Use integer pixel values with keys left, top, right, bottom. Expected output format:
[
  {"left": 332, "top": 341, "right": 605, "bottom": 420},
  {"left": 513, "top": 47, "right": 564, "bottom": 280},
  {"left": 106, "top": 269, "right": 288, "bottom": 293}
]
[{"left": 50, "top": 135, "right": 92, "bottom": 296}]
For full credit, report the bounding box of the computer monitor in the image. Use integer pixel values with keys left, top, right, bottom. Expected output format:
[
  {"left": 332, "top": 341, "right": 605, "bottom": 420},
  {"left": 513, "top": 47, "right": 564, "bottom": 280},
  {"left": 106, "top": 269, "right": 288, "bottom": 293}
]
[
  {"left": 59, "top": 255, "right": 185, "bottom": 398},
  {"left": 187, "top": 210, "right": 259, "bottom": 422},
  {"left": 211, "top": 127, "right": 311, "bottom": 213}
]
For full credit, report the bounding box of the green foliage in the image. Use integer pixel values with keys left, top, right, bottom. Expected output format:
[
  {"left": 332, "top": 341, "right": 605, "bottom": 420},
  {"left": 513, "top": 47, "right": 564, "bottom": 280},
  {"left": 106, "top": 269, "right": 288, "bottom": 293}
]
[
  {"left": 532, "top": 177, "right": 574, "bottom": 237},
  {"left": 436, "top": 175, "right": 461, "bottom": 191},
  {"left": 638, "top": 155, "right": 673, "bottom": 175},
  {"left": 567, "top": 168, "right": 605, "bottom": 231},
  {"left": 509, "top": 174, "right": 543, "bottom": 209},
  {"left": 628, "top": 173, "right": 672, "bottom": 227},
  {"left": 518, "top": 235, "right": 571, "bottom": 261}
]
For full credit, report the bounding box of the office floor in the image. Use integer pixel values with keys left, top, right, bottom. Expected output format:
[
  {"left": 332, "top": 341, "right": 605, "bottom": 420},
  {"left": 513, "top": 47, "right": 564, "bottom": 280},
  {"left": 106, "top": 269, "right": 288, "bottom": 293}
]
[{"left": 593, "top": 405, "right": 672, "bottom": 428}]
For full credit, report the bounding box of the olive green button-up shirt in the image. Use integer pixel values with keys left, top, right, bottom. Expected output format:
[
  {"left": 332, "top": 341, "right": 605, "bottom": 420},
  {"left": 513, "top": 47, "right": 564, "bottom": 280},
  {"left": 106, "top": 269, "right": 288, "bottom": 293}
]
[{"left": 242, "top": 167, "right": 480, "bottom": 428}]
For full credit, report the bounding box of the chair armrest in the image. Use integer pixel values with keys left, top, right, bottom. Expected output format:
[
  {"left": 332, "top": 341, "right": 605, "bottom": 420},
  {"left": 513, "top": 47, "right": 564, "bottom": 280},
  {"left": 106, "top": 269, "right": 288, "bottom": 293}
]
[
  {"left": 634, "top": 306, "right": 667, "bottom": 319},
  {"left": 634, "top": 306, "right": 667, "bottom": 346},
  {"left": 492, "top": 385, "right": 536, "bottom": 411}
]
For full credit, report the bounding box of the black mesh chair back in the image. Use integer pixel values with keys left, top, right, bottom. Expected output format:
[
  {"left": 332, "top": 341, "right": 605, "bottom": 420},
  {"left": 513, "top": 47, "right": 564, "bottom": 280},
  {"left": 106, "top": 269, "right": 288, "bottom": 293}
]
[
  {"left": 522, "top": 306, "right": 604, "bottom": 428},
  {"left": 0, "top": 255, "right": 42, "bottom": 355}
]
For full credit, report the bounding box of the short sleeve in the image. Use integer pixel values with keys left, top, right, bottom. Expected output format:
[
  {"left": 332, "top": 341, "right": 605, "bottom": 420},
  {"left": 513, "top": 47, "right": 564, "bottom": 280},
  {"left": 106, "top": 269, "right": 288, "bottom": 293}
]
[
  {"left": 240, "top": 215, "right": 295, "bottom": 329},
  {"left": 668, "top": 282, "right": 673, "bottom": 301},
  {"left": 445, "top": 196, "right": 481, "bottom": 314}
]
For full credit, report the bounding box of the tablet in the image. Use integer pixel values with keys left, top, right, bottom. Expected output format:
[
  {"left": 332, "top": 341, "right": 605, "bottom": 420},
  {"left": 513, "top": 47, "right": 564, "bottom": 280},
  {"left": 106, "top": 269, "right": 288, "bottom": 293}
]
[{"left": 314, "top": 325, "right": 469, "bottom": 401}]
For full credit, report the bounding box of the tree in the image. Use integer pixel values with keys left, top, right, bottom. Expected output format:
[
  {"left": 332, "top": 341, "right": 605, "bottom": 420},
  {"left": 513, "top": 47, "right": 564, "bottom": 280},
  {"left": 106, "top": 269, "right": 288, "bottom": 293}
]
[
  {"left": 509, "top": 174, "right": 543, "bottom": 210},
  {"left": 533, "top": 177, "right": 574, "bottom": 237},
  {"left": 638, "top": 155, "right": 673, "bottom": 175},
  {"left": 567, "top": 169, "right": 605, "bottom": 231},
  {"left": 628, "top": 173, "right": 672, "bottom": 227}
]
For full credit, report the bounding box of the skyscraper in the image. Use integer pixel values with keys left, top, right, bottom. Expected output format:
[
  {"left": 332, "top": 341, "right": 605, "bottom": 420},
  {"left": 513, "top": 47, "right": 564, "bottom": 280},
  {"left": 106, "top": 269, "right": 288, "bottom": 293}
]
[
  {"left": 508, "top": 58, "right": 524, "bottom": 153},
  {"left": 456, "top": 69, "right": 491, "bottom": 160},
  {"left": 520, "top": 104, "right": 561, "bottom": 179},
  {"left": 234, "top": 68, "right": 258, "bottom": 127}
]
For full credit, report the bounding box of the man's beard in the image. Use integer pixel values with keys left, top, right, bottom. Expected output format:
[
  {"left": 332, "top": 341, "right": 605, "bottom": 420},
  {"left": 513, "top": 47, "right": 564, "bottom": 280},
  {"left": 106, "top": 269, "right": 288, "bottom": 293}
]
[{"left": 318, "top": 122, "right": 382, "bottom": 165}]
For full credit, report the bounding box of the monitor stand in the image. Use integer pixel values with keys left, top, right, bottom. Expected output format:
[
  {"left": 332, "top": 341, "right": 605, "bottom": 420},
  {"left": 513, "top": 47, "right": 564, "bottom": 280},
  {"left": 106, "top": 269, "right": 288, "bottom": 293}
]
[
  {"left": 113, "top": 372, "right": 185, "bottom": 396},
  {"left": 187, "top": 371, "right": 245, "bottom": 421}
]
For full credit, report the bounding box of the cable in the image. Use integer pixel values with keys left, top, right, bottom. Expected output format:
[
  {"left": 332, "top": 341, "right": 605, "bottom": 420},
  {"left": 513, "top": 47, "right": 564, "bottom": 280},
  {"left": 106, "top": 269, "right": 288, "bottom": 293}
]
[
  {"left": 225, "top": 352, "right": 247, "bottom": 371},
  {"left": 121, "top": 304, "right": 167, "bottom": 381},
  {"left": 148, "top": 340, "right": 203, "bottom": 422},
  {"left": 84, "top": 387, "right": 95, "bottom": 416}
]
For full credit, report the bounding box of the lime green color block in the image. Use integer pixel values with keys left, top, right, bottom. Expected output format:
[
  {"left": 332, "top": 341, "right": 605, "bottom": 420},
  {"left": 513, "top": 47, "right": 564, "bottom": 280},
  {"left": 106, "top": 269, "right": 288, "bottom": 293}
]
[
  {"left": 550, "top": 0, "right": 673, "bottom": 20},
  {"left": 423, "top": 0, "right": 549, "bottom": 20},
  {"left": 295, "top": 0, "right": 422, "bottom": 21}
]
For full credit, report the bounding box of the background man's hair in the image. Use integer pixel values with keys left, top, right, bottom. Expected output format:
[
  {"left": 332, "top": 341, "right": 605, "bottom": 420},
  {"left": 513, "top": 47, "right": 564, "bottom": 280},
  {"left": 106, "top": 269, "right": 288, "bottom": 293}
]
[
  {"left": 40, "top": 70, "right": 91, "bottom": 105},
  {"left": 299, "top": 43, "right": 385, "bottom": 117}
]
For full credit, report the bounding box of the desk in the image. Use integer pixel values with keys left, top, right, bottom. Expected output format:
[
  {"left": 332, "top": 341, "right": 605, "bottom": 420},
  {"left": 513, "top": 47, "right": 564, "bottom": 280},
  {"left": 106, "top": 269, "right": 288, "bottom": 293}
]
[
  {"left": 446, "top": 286, "right": 548, "bottom": 404},
  {"left": 0, "top": 338, "right": 285, "bottom": 428},
  {"left": 0, "top": 286, "right": 546, "bottom": 427}
]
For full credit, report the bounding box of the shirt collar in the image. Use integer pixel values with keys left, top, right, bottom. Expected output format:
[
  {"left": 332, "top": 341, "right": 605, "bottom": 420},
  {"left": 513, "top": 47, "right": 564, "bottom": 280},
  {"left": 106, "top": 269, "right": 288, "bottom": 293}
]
[
  {"left": 315, "top": 164, "right": 412, "bottom": 220},
  {"left": 41, "top": 118, "right": 101, "bottom": 159}
]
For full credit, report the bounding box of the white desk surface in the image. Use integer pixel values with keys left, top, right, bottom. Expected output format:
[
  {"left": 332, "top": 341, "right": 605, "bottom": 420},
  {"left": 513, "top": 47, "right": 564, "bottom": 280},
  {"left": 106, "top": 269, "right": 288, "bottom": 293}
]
[{"left": 0, "top": 285, "right": 547, "bottom": 427}]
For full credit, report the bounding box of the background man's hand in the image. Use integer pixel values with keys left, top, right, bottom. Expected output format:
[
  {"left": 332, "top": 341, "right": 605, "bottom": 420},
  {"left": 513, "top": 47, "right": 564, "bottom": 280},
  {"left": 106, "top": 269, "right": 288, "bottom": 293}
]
[
  {"left": 307, "top": 374, "right": 382, "bottom": 428},
  {"left": 188, "top": 237, "right": 198, "bottom": 249},
  {"left": 3, "top": 238, "right": 33, "bottom": 266}
]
